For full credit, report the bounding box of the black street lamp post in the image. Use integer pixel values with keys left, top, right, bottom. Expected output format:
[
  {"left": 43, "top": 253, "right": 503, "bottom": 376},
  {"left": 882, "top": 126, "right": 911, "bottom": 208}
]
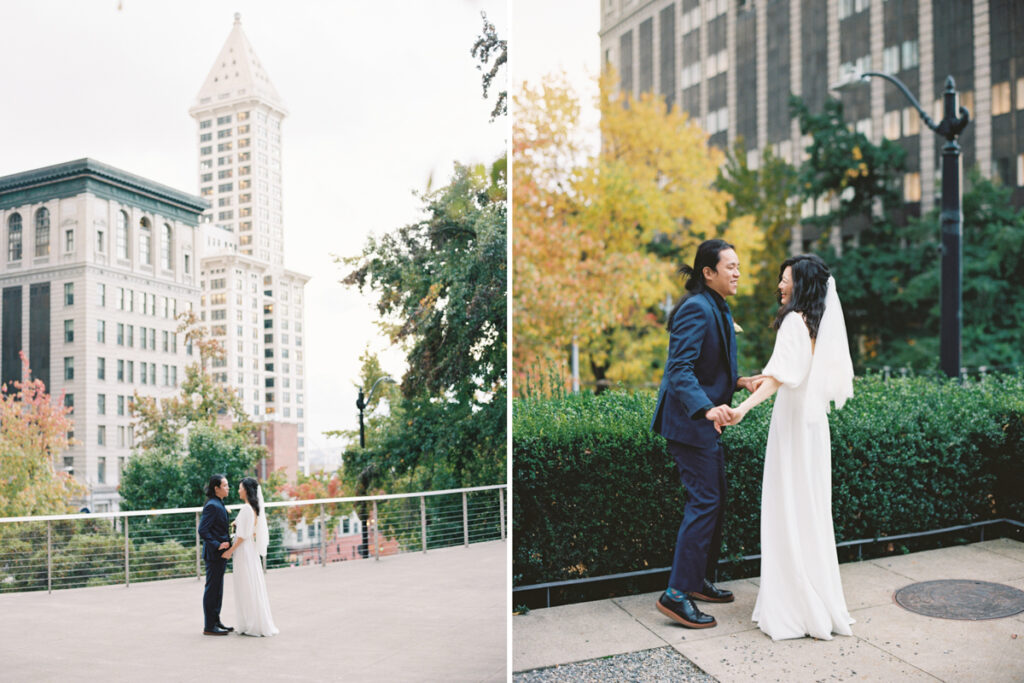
[
  {"left": 832, "top": 72, "right": 970, "bottom": 378},
  {"left": 354, "top": 375, "right": 395, "bottom": 559},
  {"left": 356, "top": 376, "right": 397, "bottom": 448}
]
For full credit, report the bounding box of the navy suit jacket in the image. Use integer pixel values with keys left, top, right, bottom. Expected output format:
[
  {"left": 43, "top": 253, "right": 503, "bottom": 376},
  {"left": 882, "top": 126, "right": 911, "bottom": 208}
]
[
  {"left": 651, "top": 290, "right": 739, "bottom": 449},
  {"left": 198, "top": 497, "right": 230, "bottom": 562}
]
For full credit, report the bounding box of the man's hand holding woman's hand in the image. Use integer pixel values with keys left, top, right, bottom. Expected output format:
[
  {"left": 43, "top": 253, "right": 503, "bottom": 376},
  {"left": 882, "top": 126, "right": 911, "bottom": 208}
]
[{"left": 705, "top": 405, "right": 736, "bottom": 433}]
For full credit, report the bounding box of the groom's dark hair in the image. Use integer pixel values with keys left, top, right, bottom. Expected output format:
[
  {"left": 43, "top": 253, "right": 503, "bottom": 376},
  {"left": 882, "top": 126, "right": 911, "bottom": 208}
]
[
  {"left": 205, "top": 474, "right": 226, "bottom": 499},
  {"left": 667, "top": 239, "right": 735, "bottom": 328}
]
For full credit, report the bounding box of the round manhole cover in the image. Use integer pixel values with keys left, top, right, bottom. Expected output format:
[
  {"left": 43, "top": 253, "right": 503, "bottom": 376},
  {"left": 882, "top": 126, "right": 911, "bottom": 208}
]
[{"left": 894, "top": 580, "right": 1024, "bottom": 620}]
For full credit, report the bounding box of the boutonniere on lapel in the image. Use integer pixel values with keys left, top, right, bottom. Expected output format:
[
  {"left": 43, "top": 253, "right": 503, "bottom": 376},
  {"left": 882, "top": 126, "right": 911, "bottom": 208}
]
[{"left": 733, "top": 321, "right": 743, "bottom": 333}]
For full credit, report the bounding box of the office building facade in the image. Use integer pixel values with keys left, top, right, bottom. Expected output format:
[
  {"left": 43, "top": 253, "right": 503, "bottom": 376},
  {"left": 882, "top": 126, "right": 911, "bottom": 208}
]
[
  {"left": 600, "top": 0, "right": 1024, "bottom": 244},
  {"left": 0, "top": 159, "right": 204, "bottom": 512},
  {"left": 190, "top": 14, "right": 310, "bottom": 473}
]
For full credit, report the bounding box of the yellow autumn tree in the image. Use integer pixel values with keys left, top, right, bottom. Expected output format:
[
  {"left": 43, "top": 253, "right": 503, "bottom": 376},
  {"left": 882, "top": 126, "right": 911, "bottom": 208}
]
[{"left": 514, "top": 70, "right": 761, "bottom": 393}]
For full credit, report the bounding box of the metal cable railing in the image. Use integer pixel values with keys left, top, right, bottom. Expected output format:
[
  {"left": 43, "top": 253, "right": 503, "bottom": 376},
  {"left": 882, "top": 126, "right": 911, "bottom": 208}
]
[{"left": 0, "top": 484, "right": 506, "bottom": 594}]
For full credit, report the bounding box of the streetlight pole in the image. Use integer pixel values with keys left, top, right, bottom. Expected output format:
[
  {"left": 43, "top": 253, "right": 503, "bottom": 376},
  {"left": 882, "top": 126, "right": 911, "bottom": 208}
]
[
  {"left": 831, "top": 71, "right": 970, "bottom": 378},
  {"left": 354, "top": 375, "right": 395, "bottom": 559},
  {"left": 355, "top": 375, "right": 396, "bottom": 448}
]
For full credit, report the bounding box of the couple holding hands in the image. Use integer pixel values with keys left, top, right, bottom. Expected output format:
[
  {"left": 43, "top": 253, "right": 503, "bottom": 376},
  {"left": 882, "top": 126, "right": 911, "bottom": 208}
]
[{"left": 652, "top": 239, "right": 855, "bottom": 641}]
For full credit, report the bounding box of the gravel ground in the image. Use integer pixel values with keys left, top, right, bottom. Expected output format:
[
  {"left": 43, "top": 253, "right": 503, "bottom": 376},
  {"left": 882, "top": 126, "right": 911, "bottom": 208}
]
[{"left": 513, "top": 646, "right": 717, "bottom": 682}]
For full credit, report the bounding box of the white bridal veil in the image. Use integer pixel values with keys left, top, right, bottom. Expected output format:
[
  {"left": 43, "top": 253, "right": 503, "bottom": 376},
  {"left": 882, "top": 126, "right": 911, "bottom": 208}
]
[
  {"left": 255, "top": 485, "right": 270, "bottom": 558},
  {"left": 805, "top": 276, "right": 854, "bottom": 423}
]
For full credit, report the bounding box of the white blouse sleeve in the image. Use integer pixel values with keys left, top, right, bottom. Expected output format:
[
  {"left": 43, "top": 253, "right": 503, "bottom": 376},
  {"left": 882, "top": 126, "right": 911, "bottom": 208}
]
[
  {"left": 762, "top": 312, "right": 813, "bottom": 388},
  {"left": 234, "top": 504, "right": 254, "bottom": 540}
]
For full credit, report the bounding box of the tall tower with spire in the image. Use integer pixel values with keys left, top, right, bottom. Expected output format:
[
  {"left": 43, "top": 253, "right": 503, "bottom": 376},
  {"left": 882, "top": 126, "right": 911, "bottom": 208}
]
[{"left": 190, "top": 13, "right": 309, "bottom": 476}]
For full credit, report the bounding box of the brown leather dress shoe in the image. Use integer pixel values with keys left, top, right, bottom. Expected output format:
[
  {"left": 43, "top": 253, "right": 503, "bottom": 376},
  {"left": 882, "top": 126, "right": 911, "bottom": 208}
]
[
  {"left": 203, "top": 625, "right": 230, "bottom": 636},
  {"left": 688, "top": 578, "right": 735, "bottom": 603},
  {"left": 656, "top": 591, "right": 717, "bottom": 628}
]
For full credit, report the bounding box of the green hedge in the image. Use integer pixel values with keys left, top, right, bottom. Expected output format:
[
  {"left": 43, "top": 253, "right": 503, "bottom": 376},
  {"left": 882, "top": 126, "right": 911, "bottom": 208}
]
[{"left": 512, "top": 374, "right": 1024, "bottom": 588}]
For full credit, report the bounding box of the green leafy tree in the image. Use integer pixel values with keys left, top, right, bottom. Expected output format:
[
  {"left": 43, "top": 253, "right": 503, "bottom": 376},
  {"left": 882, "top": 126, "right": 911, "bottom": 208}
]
[
  {"left": 471, "top": 11, "right": 506, "bottom": 121},
  {"left": 339, "top": 160, "right": 506, "bottom": 492},
  {"left": 121, "top": 312, "right": 265, "bottom": 512}
]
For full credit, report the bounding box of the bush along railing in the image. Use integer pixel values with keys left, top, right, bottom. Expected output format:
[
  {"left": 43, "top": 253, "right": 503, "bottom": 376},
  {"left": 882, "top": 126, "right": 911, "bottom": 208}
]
[
  {"left": 512, "top": 373, "right": 1024, "bottom": 593},
  {"left": 0, "top": 485, "right": 506, "bottom": 594}
]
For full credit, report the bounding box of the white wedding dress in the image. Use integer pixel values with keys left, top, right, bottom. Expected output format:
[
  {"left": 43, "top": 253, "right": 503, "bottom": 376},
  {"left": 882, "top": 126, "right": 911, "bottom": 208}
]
[
  {"left": 752, "top": 310, "right": 855, "bottom": 641},
  {"left": 232, "top": 503, "right": 279, "bottom": 637}
]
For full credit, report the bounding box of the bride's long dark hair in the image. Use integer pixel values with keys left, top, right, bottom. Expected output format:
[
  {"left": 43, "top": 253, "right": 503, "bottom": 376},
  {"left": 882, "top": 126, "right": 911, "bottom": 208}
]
[
  {"left": 773, "top": 254, "right": 830, "bottom": 340},
  {"left": 240, "top": 477, "right": 260, "bottom": 516}
]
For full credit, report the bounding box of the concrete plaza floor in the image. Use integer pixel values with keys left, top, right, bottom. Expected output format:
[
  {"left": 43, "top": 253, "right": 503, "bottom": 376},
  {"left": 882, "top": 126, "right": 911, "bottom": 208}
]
[
  {"left": 0, "top": 540, "right": 507, "bottom": 682},
  {"left": 514, "top": 539, "right": 1024, "bottom": 681}
]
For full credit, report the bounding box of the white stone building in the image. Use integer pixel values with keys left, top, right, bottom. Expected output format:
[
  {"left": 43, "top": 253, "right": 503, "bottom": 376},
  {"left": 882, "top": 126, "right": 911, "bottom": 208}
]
[
  {"left": 190, "top": 14, "right": 310, "bottom": 474},
  {"left": 0, "top": 159, "right": 205, "bottom": 512}
]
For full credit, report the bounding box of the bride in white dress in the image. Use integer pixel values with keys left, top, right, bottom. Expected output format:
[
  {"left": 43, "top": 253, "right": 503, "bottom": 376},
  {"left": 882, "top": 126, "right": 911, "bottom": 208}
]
[
  {"left": 223, "top": 477, "right": 279, "bottom": 637},
  {"left": 727, "top": 254, "right": 855, "bottom": 641}
]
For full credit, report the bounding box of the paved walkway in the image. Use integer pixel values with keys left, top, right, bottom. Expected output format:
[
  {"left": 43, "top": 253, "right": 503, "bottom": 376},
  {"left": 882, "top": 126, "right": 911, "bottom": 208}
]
[
  {"left": 0, "top": 540, "right": 507, "bottom": 682},
  {"left": 514, "top": 539, "right": 1024, "bottom": 681}
]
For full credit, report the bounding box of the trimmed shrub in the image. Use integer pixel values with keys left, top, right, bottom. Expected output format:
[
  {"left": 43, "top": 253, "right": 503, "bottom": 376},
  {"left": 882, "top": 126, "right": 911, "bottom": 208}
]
[{"left": 513, "top": 373, "right": 1024, "bottom": 588}]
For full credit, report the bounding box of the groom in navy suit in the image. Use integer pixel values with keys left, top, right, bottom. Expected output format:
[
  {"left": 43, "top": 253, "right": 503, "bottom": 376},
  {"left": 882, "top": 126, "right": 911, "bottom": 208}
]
[
  {"left": 652, "top": 239, "right": 761, "bottom": 628},
  {"left": 198, "top": 474, "right": 234, "bottom": 636}
]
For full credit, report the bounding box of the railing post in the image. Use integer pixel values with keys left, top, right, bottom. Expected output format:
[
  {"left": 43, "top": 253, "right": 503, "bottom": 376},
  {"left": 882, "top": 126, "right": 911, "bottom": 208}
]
[
  {"left": 372, "top": 500, "right": 379, "bottom": 561},
  {"left": 124, "top": 516, "right": 130, "bottom": 588},
  {"left": 462, "top": 492, "right": 469, "bottom": 547},
  {"left": 420, "top": 496, "right": 427, "bottom": 553},
  {"left": 498, "top": 488, "right": 505, "bottom": 541},
  {"left": 47, "top": 521, "right": 52, "bottom": 594},
  {"left": 195, "top": 511, "right": 201, "bottom": 579},
  {"left": 319, "top": 503, "right": 326, "bottom": 567}
]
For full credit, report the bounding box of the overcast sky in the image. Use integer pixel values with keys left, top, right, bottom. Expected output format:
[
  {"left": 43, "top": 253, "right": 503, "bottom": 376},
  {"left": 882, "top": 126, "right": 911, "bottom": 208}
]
[
  {"left": 512, "top": 0, "right": 600, "bottom": 147},
  {"left": 0, "top": 0, "right": 506, "bottom": 464}
]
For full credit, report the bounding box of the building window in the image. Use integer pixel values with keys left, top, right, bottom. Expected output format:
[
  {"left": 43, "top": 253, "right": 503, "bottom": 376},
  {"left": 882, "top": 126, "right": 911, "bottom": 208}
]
[
  {"left": 1017, "top": 155, "right": 1024, "bottom": 187},
  {"left": 903, "top": 172, "right": 922, "bottom": 202},
  {"left": 127, "top": 361, "right": 134, "bottom": 383},
  {"left": 139, "top": 218, "right": 152, "bottom": 265},
  {"left": 883, "top": 110, "right": 901, "bottom": 140},
  {"left": 97, "top": 320, "right": 106, "bottom": 344},
  {"left": 127, "top": 325, "right": 134, "bottom": 348},
  {"left": 97, "top": 428, "right": 106, "bottom": 447},
  {"left": 98, "top": 357, "right": 106, "bottom": 380},
  {"left": 184, "top": 253, "right": 191, "bottom": 275},
  {"left": 200, "top": 119, "right": 212, "bottom": 129},
  {"left": 902, "top": 108, "right": 921, "bottom": 136},
  {"left": 901, "top": 40, "right": 919, "bottom": 70},
  {"left": 217, "top": 115, "right": 232, "bottom": 125},
  {"left": 64, "top": 356, "right": 74, "bottom": 380},
  {"left": 200, "top": 132, "right": 212, "bottom": 142},
  {"left": 162, "top": 224, "right": 173, "bottom": 270},
  {"left": 993, "top": 81, "right": 1011, "bottom": 116},
  {"left": 117, "top": 395, "right": 125, "bottom": 415},
  {"left": 64, "top": 282, "right": 74, "bottom": 306},
  {"left": 7, "top": 212, "right": 24, "bottom": 262},
  {"left": 64, "top": 228, "right": 74, "bottom": 253},
  {"left": 117, "top": 210, "right": 129, "bottom": 260},
  {"left": 141, "top": 361, "right": 148, "bottom": 385},
  {"left": 97, "top": 456, "right": 106, "bottom": 483},
  {"left": 883, "top": 45, "right": 900, "bottom": 74},
  {"left": 97, "top": 393, "right": 106, "bottom": 415},
  {"left": 117, "top": 323, "right": 124, "bottom": 346},
  {"left": 35, "top": 207, "right": 50, "bottom": 257},
  {"left": 117, "top": 359, "right": 124, "bottom": 381},
  {"left": 64, "top": 319, "right": 74, "bottom": 343}
]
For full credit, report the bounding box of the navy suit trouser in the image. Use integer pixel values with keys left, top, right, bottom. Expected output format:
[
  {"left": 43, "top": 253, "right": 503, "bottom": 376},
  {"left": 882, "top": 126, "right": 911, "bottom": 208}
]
[
  {"left": 667, "top": 438, "right": 727, "bottom": 593},
  {"left": 203, "top": 556, "right": 227, "bottom": 630}
]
